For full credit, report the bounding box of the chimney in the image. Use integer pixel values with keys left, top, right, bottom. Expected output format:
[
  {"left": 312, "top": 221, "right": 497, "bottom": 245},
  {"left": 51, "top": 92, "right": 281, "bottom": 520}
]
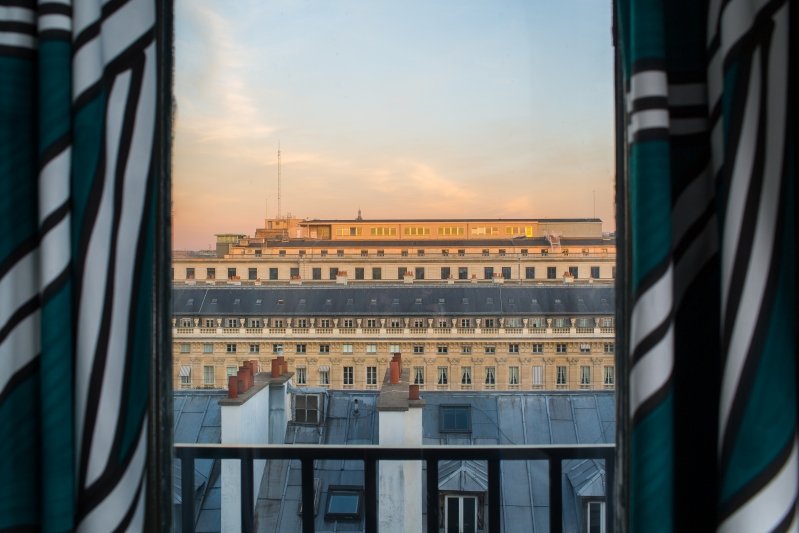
[
  {"left": 220, "top": 365, "right": 293, "bottom": 533},
  {"left": 390, "top": 361, "right": 400, "bottom": 384},
  {"left": 409, "top": 384, "right": 420, "bottom": 401},
  {"left": 377, "top": 367, "right": 425, "bottom": 532},
  {"left": 271, "top": 358, "right": 282, "bottom": 378}
]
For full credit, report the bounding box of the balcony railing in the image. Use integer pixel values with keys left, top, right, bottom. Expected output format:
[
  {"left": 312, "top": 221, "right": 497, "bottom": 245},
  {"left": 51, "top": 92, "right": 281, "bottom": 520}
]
[
  {"left": 175, "top": 443, "right": 615, "bottom": 533},
  {"left": 172, "top": 326, "right": 616, "bottom": 339}
]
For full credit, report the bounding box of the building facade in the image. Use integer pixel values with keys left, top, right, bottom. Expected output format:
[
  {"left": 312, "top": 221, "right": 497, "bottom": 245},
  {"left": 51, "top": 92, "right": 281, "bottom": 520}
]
[
  {"left": 172, "top": 286, "right": 616, "bottom": 393},
  {"left": 172, "top": 217, "right": 616, "bottom": 284}
]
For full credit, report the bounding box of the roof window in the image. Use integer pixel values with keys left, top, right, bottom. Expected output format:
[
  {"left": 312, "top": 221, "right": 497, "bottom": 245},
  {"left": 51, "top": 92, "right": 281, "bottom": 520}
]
[
  {"left": 440, "top": 405, "right": 471, "bottom": 433},
  {"left": 324, "top": 486, "right": 363, "bottom": 521}
]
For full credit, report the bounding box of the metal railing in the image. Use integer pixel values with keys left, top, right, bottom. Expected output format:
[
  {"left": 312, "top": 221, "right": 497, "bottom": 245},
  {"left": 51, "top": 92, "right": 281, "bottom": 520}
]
[{"left": 175, "top": 443, "right": 614, "bottom": 533}]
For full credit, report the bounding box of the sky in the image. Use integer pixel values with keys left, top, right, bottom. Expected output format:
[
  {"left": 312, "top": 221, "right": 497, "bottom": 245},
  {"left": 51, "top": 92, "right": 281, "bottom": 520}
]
[{"left": 173, "top": 0, "right": 615, "bottom": 250}]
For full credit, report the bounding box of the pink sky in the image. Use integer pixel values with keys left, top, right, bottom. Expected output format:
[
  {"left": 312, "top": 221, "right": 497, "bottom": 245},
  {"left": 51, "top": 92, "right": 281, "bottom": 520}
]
[{"left": 172, "top": 1, "right": 615, "bottom": 250}]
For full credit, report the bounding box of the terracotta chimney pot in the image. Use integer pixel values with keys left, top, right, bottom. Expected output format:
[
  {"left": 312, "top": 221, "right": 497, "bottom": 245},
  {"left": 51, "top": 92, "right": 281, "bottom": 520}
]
[
  {"left": 409, "top": 384, "right": 420, "bottom": 401},
  {"left": 390, "top": 361, "right": 400, "bottom": 384}
]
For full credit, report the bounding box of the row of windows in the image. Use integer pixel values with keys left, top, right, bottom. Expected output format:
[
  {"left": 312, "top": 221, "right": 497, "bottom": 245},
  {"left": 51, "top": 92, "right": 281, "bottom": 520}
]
[
  {"left": 181, "top": 265, "right": 614, "bottom": 281},
  {"left": 288, "top": 364, "right": 616, "bottom": 386},
  {"left": 178, "top": 316, "right": 615, "bottom": 329},
  {"left": 253, "top": 247, "right": 610, "bottom": 257},
  {"left": 182, "top": 363, "right": 616, "bottom": 389},
  {"left": 179, "top": 342, "right": 615, "bottom": 354}
]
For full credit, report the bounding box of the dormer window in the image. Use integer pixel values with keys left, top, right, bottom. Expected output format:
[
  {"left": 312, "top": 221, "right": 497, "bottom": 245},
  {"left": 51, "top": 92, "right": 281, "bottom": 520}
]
[
  {"left": 439, "top": 405, "right": 471, "bottom": 433},
  {"left": 294, "top": 394, "right": 323, "bottom": 425},
  {"left": 445, "top": 495, "right": 478, "bottom": 533}
]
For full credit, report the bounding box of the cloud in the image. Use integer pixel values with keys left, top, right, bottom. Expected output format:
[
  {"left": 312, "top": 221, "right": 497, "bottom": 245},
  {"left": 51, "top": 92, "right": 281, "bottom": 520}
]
[
  {"left": 174, "top": 1, "right": 276, "bottom": 145},
  {"left": 367, "top": 160, "right": 479, "bottom": 208}
]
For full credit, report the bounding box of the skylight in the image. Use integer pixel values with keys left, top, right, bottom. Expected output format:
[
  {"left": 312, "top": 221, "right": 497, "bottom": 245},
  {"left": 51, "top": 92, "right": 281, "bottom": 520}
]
[{"left": 324, "top": 486, "right": 362, "bottom": 521}]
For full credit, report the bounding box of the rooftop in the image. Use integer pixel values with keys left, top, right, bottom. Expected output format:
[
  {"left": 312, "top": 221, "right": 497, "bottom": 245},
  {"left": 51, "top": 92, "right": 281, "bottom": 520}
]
[
  {"left": 174, "top": 388, "right": 615, "bottom": 532},
  {"left": 172, "top": 285, "right": 615, "bottom": 316}
]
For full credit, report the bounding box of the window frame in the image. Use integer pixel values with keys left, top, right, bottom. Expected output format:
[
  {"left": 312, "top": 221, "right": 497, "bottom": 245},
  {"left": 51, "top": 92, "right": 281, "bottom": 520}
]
[
  {"left": 439, "top": 405, "right": 471, "bottom": 433},
  {"left": 154, "top": 9, "right": 626, "bottom": 528}
]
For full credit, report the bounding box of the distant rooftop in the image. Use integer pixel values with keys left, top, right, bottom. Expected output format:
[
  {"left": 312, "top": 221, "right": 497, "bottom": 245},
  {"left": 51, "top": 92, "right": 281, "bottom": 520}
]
[{"left": 300, "top": 218, "right": 604, "bottom": 224}]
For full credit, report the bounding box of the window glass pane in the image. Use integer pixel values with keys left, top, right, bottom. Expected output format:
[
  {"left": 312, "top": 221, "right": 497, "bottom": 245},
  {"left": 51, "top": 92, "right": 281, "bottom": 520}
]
[
  {"left": 328, "top": 493, "right": 359, "bottom": 514},
  {"left": 446, "top": 498, "right": 460, "bottom": 533},
  {"left": 463, "top": 497, "right": 477, "bottom": 533}
]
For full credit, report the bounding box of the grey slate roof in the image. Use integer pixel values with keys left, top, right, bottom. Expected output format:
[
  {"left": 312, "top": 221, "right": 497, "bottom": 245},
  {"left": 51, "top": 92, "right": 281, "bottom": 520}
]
[
  {"left": 253, "top": 391, "right": 614, "bottom": 533},
  {"left": 172, "top": 285, "right": 614, "bottom": 317},
  {"left": 173, "top": 391, "right": 225, "bottom": 532},
  {"left": 256, "top": 392, "right": 378, "bottom": 533}
]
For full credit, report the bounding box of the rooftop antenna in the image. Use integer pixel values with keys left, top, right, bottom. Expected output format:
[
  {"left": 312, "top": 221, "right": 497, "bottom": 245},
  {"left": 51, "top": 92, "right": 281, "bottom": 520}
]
[
  {"left": 592, "top": 190, "right": 596, "bottom": 219},
  {"left": 277, "top": 143, "right": 282, "bottom": 220}
]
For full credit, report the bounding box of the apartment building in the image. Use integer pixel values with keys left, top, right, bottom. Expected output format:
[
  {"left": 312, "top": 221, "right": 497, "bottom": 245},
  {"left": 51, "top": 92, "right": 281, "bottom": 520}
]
[
  {"left": 172, "top": 285, "right": 616, "bottom": 393},
  {"left": 174, "top": 217, "right": 616, "bottom": 284}
]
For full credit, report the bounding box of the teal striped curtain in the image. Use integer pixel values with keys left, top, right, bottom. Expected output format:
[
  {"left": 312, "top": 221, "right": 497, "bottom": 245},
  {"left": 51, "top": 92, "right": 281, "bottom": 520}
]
[
  {"left": 0, "top": 0, "right": 157, "bottom": 531},
  {"left": 618, "top": 0, "right": 795, "bottom": 530}
]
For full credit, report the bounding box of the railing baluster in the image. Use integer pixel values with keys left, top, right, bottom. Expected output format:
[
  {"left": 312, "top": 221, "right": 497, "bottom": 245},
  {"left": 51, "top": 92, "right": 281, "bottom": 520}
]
[
  {"left": 549, "top": 455, "right": 563, "bottom": 533},
  {"left": 180, "top": 450, "right": 195, "bottom": 533},
  {"left": 426, "top": 458, "right": 439, "bottom": 533},
  {"left": 364, "top": 455, "right": 377, "bottom": 533},
  {"left": 605, "top": 450, "right": 615, "bottom": 533},
  {"left": 301, "top": 458, "right": 315, "bottom": 533},
  {"left": 241, "top": 452, "right": 254, "bottom": 533},
  {"left": 487, "top": 458, "right": 501, "bottom": 532}
]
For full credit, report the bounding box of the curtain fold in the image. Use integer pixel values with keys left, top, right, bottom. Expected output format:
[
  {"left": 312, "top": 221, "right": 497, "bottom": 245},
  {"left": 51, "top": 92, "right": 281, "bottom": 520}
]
[
  {"left": 0, "top": 1, "right": 157, "bottom": 531},
  {"left": 618, "top": 0, "right": 795, "bottom": 530}
]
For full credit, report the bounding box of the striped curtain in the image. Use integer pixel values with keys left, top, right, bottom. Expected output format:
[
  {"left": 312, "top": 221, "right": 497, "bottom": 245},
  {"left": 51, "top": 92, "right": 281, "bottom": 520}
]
[
  {"left": 618, "top": 0, "right": 795, "bottom": 531},
  {"left": 1, "top": 0, "right": 157, "bottom": 531}
]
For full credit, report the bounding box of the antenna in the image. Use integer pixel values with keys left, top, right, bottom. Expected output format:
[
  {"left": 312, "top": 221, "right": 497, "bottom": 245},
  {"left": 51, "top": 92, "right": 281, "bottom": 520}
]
[
  {"left": 592, "top": 190, "right": 596, "bottom": 219},
  {"left": 277, "top": 143, "right": 282, "bottom": 220}
]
